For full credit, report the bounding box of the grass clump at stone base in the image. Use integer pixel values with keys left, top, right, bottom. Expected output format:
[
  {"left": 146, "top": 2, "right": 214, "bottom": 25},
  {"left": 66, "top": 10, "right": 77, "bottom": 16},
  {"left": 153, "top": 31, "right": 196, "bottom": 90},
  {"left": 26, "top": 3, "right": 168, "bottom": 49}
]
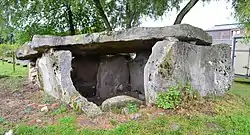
[{"left": 155, "top": 84, "right": 199, "bottom": 109}]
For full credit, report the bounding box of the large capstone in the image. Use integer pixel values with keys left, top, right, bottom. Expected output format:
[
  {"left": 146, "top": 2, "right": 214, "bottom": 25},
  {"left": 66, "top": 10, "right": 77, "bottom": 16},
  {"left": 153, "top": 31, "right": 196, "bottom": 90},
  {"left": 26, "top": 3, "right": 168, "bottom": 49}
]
[
  {"left": 17, "top": 24, "right": 212, "bottom": 60},
  {"left": 16, "top": 42, "right": 39, "bottom": 60},
  {"left": 144, "top": 38, "right": 233, "bottom": 104}
]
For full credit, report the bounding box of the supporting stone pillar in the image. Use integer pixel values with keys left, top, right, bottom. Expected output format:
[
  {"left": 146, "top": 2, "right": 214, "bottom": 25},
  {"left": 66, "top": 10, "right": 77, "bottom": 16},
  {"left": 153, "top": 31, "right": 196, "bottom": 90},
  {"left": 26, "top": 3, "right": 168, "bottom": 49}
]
[
  {"left": 37, "top": 49, "right": 102, "bottom": 117},
  {"left": 96, "top": 56, "right": 130, "bottom": 99},
  {"left": 28, "top": 60, "right": 38, "bottom": 85},
  {"left": 144, "top": 38, "right": 233, "bottom": 105},
  {"left": 129, "top": 52, "right": 151, "bottom": 100}
]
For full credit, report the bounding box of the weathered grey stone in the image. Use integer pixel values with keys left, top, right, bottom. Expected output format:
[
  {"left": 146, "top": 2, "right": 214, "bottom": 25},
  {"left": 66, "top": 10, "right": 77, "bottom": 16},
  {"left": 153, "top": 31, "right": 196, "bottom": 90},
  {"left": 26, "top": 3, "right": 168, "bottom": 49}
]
[
  {"left": 101, "top": 95, "right": 143, "bottom": 111},
  {"left": 28, "top": 60, "right": 38, "bottom": 85},
  {"left": 144, "top": 39, "right": 233, "bottom": 104},
  {"left": 96, "top": 56, "right": 129, "bottom": 99},
  {"left": 37, "top": 49, "right": 78, "bottom": 103},
  {"left": 37, "top": 49, "right": 102, "bottom": 117},
  {"left": 16, "top": 42, "right": 39, "bottom": 60},
  {"left": 129, "top": 52, "right": 151, "bottom": 95},
  {"left": 29, "top": 24, "right": 211, "bottom": 52},
  {"left": 70, "top": 95, "right": 102, "bottom": 118}
]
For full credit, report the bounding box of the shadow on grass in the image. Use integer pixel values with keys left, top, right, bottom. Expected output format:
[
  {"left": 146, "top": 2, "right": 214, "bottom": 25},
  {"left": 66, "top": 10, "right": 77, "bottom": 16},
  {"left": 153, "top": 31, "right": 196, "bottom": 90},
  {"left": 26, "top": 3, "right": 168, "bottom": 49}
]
[
  {"left": 234, "top": 80, "right": 250, "bottom": 84},
  {"left": 0, "top": 75, "right": 9, "bottom": 79}
]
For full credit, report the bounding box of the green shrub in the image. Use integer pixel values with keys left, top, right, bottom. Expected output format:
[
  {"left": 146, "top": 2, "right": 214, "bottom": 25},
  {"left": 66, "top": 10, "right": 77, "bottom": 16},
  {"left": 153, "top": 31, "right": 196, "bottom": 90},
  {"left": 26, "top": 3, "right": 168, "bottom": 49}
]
[
  {"left": 156, "top": 84, "right": 199, "bottom": 110},
  {"left": 156, "top": 85, "right": 182, "bottom": 109}
]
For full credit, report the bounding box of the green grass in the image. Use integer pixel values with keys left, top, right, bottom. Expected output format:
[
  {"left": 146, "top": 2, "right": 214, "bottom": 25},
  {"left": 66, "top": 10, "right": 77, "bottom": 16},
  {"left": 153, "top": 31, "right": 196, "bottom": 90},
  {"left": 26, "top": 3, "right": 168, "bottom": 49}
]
[
  {"left": 11, "top": 79, "right": 250, "bottom": 135},
  {"left": 0, "top": 62, "right": 28, "bottom": 91},
  {"left": 1, "top": 62, "right": 250, "bottom": 135},
  {"left": 0, "top": 61, "right": 28, "bottom": 77},
  {"left": 15, "top": 116, "right": 80, "bottom": 135}
]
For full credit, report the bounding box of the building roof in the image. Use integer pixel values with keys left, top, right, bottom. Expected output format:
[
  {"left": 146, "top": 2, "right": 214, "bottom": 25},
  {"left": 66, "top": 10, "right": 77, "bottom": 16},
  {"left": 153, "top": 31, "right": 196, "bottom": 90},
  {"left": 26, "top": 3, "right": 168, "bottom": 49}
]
[{"left": 206, "top": 23, "right": 243, "bottom": 31}]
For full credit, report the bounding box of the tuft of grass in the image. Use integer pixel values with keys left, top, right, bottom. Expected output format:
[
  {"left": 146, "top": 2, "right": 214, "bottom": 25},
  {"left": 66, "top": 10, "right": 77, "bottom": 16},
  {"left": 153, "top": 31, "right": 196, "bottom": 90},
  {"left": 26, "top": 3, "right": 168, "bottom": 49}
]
[
  {"left": 53, "top": 104, "right": 68, "bottom": 115},
  {"left": 43, "top": 93, "right": 53, "bottom": 104},
  {"left": 0, "top": 117, "right": 5, "bottom": 123},
  {"left": 126, "top": 103, "right": 138, "bottom": 114}
]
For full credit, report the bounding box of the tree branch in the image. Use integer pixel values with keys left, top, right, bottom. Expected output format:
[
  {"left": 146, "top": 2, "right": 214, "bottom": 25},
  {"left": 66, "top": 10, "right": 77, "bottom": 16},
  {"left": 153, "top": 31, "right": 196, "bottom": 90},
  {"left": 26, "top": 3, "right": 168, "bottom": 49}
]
[
  {"left": 93, "top": 0, "right": 112, "bottom": 31},
  {"left": 66, "top": 4, "right": 75, "bottom": 35},
  {"left": 174, "top": 0, "right": 199, "bottom": 25}
]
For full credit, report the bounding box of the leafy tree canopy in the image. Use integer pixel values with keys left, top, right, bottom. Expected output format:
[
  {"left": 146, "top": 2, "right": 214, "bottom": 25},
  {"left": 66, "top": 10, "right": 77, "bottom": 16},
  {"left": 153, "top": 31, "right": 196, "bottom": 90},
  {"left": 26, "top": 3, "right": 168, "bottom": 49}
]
[
  {"left": 0, "top": 0, "right": 215, "bottom": 44},
  {"left": 233, "top": 0, "right": 250, "bottom": 36}
]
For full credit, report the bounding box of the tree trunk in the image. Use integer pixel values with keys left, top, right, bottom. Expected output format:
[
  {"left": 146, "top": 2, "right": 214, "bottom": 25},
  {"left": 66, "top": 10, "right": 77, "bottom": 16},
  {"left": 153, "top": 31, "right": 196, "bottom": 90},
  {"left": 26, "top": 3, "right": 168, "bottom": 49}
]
[
  {"left": 93, "top": 0, "right": 112, "bottom": 31},
  {"left": 125, "top": 1, "right": 136, "bottom": 29},
  {"left": 66, "top": 4, "right": 75, "bottom": 35},
  {"left": 174, "top": 0, "right": 199, "bottom": 25}
]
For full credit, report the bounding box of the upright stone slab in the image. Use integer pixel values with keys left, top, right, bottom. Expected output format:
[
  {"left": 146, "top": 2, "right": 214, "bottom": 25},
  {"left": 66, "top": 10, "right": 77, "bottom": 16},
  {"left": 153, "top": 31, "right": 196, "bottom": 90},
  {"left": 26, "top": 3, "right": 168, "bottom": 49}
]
[
  {"left": 96, "top": 56, "right": 130, "bottom": 99},
  {"left": 37, "top": 49, "right": 102, "bottom": 117},
  {"left": 37, "top": 50, "right": 79, "bottom": 103},
  {"left": 129, "top": 52, "right": 151, "bottom": 95},
  {"left": 144, "top": 38, "right": 233, "bottom": 104},
  {"left": 28, "top": 61, "right": 36, "bottom": 83}
]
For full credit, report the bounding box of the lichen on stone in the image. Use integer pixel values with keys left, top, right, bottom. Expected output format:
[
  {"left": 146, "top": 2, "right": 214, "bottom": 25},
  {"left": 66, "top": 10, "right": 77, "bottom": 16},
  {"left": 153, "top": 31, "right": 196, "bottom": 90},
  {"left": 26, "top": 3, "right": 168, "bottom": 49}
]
[{"left": 159, "top": 48, "right": 173, "bottom": 78}]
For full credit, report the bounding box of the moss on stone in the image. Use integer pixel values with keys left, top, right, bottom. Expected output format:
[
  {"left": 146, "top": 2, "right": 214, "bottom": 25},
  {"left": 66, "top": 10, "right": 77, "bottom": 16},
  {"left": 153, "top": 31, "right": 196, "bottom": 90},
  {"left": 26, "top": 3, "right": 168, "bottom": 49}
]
[
  {"left": 159, "top": 48, "right": 173, "bottom": 78},
  {"left": 37, "top": 71, "right": 44, "bottom": 91}
]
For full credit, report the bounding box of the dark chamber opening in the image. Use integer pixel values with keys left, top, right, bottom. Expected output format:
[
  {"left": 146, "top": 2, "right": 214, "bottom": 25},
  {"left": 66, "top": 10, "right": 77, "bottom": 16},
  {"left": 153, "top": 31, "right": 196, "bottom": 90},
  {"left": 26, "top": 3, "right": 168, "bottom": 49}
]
[{"left": 71, "top": 55, "right": 100, "bottom": 99}]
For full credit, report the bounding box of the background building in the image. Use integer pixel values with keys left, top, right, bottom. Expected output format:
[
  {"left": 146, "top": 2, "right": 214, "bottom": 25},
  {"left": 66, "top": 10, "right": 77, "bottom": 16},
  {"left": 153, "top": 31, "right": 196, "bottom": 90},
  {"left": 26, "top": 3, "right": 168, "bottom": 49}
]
[{"left": 206, "top": 23, "right": 250, "bottom": 77}]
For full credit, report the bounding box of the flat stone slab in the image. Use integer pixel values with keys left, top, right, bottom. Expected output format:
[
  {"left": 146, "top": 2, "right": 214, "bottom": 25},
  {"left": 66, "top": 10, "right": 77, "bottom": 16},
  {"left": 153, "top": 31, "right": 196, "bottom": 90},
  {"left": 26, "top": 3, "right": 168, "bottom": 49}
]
[
  {"left": 16, "top": 42, "right": 39, "bottom": 60},
  {"left": 15, "top": 24, "right": 211, "bottom": 60},
  {"left": 101, "top": 95, "right": 143, "bottom": 111}
]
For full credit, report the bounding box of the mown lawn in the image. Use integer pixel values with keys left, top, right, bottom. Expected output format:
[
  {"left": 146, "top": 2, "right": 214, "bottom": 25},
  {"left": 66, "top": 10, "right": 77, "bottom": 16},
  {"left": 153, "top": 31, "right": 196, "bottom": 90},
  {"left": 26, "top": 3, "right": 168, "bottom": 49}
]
[
  {"left": 0, "top": 62, "right": 28, "bottom": 77},
  {"left": 1, "top": 62, "right": 250, "bottom": 135},
  {"left": 0, "top": 62, "right": 28, "bottom": 92}
]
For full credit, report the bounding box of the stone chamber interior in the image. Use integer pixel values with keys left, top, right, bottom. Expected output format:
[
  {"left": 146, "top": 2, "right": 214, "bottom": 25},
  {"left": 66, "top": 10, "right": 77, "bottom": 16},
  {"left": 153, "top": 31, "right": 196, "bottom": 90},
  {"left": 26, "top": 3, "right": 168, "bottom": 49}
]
[{"left": 70, "top": 52, "right": 150, "bottom": 105}]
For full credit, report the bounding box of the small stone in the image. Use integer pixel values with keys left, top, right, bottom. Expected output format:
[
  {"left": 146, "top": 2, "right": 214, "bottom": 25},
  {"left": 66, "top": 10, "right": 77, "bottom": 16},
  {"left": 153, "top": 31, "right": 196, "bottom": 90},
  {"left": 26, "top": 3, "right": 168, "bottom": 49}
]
[
  {"left": 101, "top": 95, "right": 143, "bottom": 111},
  {"left": 4, "top": 129, "right": 13, "bottom": 135},
  {"left": 28, "top": 119, "right": 36, "bottom": 125},
  {"left": 138, "top": 94, "right": 145, "bottom": 101},
  {"left": 28, "top": 103, "right": 37, "bottom": 108},
  {"left": 41, "top": 106, "right": 48, "bottom": 112},
  {"left": 51, "top": 103, "right": 60, "bottom": 110},
  {"left": 36, "top": 119, "right": 42, "bottom": 123},
  {"left": 38, "top": 104, "right": 46, "bottom": 109},
  {"left": 171, "top": 123, "right": 181, "bottom": 131},
  {"left": 71, "top": 96, "right": 102, "bottom": 118},
  {"left": 140, "top": 105, "right": 145, "bottom": 108},
  {"left": 130, "top": 113, "right": 142, "bottom": 121}
]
